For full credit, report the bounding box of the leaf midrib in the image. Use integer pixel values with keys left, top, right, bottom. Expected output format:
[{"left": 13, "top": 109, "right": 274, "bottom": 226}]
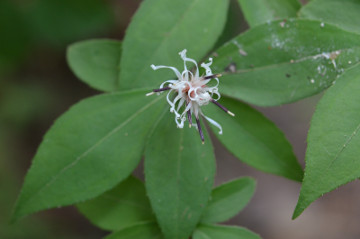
[
  {"left": 127, "top": 0, "right": 201, "bottom": 87},
  {"left": 174, "top": 129, "right": 184, "bottom": 238},
  {"left": 330, "top": 122, "right": 360, "bottom": 166},
  {"left": 220, "top": 47, "right": 357, "bottom": 76},
  {"left": 20, "top": 96, "right": 163, "bottom": 208},
  {"left": 303, "top": 68, "right": 360, "bottom": 190},
  {"left": 213, "top": 115, "right": 299, "bottom": 176}
]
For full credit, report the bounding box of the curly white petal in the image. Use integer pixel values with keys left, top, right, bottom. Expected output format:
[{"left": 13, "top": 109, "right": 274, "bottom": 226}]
[
  {"left": 202, "top": 113, "right": 223, "bottom": 135},
  {"left": 160, "top": 79, "right": 178, "bottom": 89},
  {"left": 179, "top": 49, "right": 199, "bottom": 78},
  {"left": 150, "top": 49, "right": 228, "bottom": 137},
  {"left": 201, "top": 58, "right": 213, "bottom": 75},
  {"left": 151, "top": 64, "right": 182, "bottom": 79},
  {"left": 201, "top": 58, "right": 219, "bottom": 88}
]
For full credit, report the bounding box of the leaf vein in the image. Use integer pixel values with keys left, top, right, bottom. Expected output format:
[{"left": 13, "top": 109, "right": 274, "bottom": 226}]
[
  {"left": 23, "top": 96, "right": 162, "bottom": 206},
  {"left": 221, "top": 48, "right": 354, "bottom": 75},
  {"left": 130, "top": 0, "right": 201, "bottom": 86},
  {"left": 330, "top": 122, "right": 360, "bottom": 166}
]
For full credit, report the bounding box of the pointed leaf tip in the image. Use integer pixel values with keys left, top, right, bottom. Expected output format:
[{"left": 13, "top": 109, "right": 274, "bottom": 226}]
[
  {"left": 293, "top": 64, "right": 360, "bottom": 218},
  {"left": 201, "top": 177, "right": 256, "bottom": 223},
  {"left": 12, "top": 90, "right": 166, "bottom": 221}
]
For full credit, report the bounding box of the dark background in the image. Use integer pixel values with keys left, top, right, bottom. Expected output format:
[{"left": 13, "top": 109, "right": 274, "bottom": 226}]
[{"left": 1, "top": 0, "right": 359, "bottom": 238}]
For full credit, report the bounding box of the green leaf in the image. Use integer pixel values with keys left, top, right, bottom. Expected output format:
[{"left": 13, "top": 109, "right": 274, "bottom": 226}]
[
  {"left": 12, "top": 89, "right": 166, "bottom": 221},
  {"left": 119, "top": 0, "right": 229, "bottom": 90},
  {"left": 77, "top": 176, "right": 155, "bottom": 231},
  {"left": 203, "top": 96, "right": 303, "bottom": 181},
  {"left": 293, "top": 64, "right": 360, "bottom": 219},
  {"left": 211, "top": 19, "right": 360, "bottom": 106},
  {"left": 299, "top": 0, "right": 360, "bottom": 34},
  {"left": 27, "top": 0, "right": 113, "bottom": 46},
  {"left": 145, "top": 113, "right": 216, "bottom": 239},
  {"left": 193, "top": 224, "right": 261, "bottom": 239},
  {"left": 201, "top": 177, "right": 256, "bottom": 223},
  {"left": 105, "top": 222, "right": 164, "bottom": 239},
  {"left": 67, "top": 39, "right": 121, "bottom": 92},
  {"left": 237, "top": 0, "right": 301, "bottom": 27}
]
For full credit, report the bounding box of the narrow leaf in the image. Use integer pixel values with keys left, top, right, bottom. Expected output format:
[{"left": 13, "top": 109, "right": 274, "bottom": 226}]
[
  {"left": 67, "top": 39, "right": 121, "bottom": 92},
  {"left": 203, "top": 96, "right": 303, "bottom": 181},
  {"left": 293, "top": 64, "right": 360, "bottom": 218},
  {"left": 299, "top": 0, "right": 360, "bottom": 34},
  {"left": 145, "top": 113, "right": 216, "bottom": 239},
  {"left": 119, "top": 0, "right": 229, "bottom": 90},
  {"left": 211, "top": 19, "right": 360, "bottom": 106},
  {"left": 12, "top": 89, "right": 166, "bottom": 221},
  {"left": 77, "top": 176, "right": 155, "bottom": 231},
  {"left": 237, "top": 0, "right": 301, "bottom": 27},
  {"left": 201, "top": 177, "right": 256, "bottom": 223},
  {"left": 105, "top": 222, "right": 164, "bottom": 239},
  {"left": 193, "top": 224, "right": 261, "bottom": 239}
]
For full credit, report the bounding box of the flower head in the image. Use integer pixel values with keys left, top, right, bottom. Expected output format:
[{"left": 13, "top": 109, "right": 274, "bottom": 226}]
[{"left": 146, "top": 49, "right": 234, "bottom": 143}]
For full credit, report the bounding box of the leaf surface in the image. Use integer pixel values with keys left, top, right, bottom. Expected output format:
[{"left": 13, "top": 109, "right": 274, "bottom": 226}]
[
  {"left": 67, "top": 39, "right": 121, "bottom": 92},
  {"left": 145, "top": 113, "right": 215, "bottom": 239},
  {"left": 293, "top": 64, "right": 360, "bottom": 218},
  {"left": 211, "top": 19, "right": 360, "bottom": 106},
  {"left": 77, "top": 176, "right": 155, "bottom": 231},
  {"left": 193, "top": 224, "right": 261, "bottom": 239},
  {"left": 119, "top": 0, "right": 229, "bottom": 89},
  {"left": 105, "top": 222, "right": 164, "bottom": 239},
  {"left": 12, "top": 89, "right": 166, "bottom": 221},
  {"left": 237, "top": 0, "right": 301, "bottom": 27},
  {"left": 299, "top": 0, "right": 360, "bottom": 34},
  {"left": 202, "top": 96, "right": 303, "bottom": 181},
  {"left": 201, "top": 177, "right": 256, "bottom": 223}
]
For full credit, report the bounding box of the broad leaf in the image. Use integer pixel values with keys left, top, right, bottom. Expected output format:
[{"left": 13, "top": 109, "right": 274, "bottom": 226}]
[
  {"left": 119, "top": 0, "right": 229, "bottom": 90},
  {"left": 211, "top": 19, "right": 360, "bottom": 106},
  {"left": 193, "top": 224, "right": 261, "bottom": 239},
  {"left": 299, "top": 0, "right": 360, "bottom": 34},
  {"left": 77, "top": 176, "right": 155, "bottom": 231},
  {"left": 67, "top": 39, "right": 121, "bottom": 92},
  {"left": 145, "top": 113, "right": 216, "bottom": 239},
  {"left": 26, "top": 0, "right": 113, "bottom": 45},
  {"left": 105, "top": 222, "right": 164, "bottom": 239},
  {"left": 201, "top": 177, "right": 256, "bottom": 223},
  {"left": 293, "top": 64, "right": 360, "bottom": 219},
  {"left": 12, "top": 89, "right": 166, "bottom": 221},
  {"left": 237, "top": 0, "right": 301, "bottom": 27},
  {"left": 203, "top": 96, "right": 303, "bottom": 181}
]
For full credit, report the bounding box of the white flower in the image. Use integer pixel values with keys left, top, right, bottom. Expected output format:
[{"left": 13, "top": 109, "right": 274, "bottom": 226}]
[{"left": 146, "top": 49, "right": 234, "bottom": 143}]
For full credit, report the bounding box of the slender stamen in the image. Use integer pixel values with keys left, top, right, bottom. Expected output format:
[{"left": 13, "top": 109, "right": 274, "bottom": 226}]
[
  {"left": 196, "top": 116, "right": 204, "bottom": 144},
  {"left": 211, "top": 99, "right": 235, "bottom": 116},
  {"left": 146, "top": 86, "right": 171, "bottom": 96},
  {"left": 187, "top": 109, "right": 192, "bottom": 128},
  {"left": 204, "top": 73, "right": 222, "bottom": 80},
  {"left": 153, "top": 86, "right": 171, "bottom": 92}
]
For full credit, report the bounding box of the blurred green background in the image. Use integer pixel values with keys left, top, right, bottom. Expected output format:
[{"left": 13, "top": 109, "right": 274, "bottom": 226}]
[
  {"left": 0, "top": 0, "right": 139, "bottom": 238},
  {"left": 1, "top": 0, "right": 360, "bottom": 239}
]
